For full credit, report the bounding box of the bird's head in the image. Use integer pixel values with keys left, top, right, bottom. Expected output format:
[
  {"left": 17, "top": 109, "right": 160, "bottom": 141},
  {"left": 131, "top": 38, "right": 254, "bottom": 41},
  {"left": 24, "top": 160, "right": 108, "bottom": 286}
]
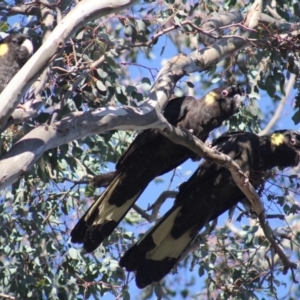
[
  {"left": 0, "top": 33, "right": 34, "bottom": 66},
  {"left": 271, "top": 130, "right": 300, "bottom": 147},
  {"left": 203, "top": 84, "right": 245, "bottom": 116},
  {"left": 220, "top": 84, "right": 245, "bottom": 111},
  {"left": 13, "top": 34, "right": 34, "bottom": 56},
  {"left": 270, "top": 130, "right": 300, "bottom": 168}
]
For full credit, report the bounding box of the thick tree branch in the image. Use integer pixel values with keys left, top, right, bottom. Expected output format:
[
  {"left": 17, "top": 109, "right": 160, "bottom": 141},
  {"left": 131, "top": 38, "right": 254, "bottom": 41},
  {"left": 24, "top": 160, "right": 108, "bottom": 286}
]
[
  {"left": 0, "top": 106, "right": 163, "bottom": 189},
  {"left": 10, "top": 97, "right": 43, "bottom": 125},
  {"left": 0, "top": 0, "right": 138, "bottom": 130},
  {"left": 256, "top": 13, "right": 294, "bottom": 33}
]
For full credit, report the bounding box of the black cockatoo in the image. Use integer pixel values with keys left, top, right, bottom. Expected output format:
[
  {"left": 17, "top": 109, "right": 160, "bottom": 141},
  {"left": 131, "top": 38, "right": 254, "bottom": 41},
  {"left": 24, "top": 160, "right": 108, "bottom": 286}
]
[
  {"left": 0, "top": 33, "right": 33, "bottom": 93},
  {"left": 119, "top": 130, "right": 300, "bottom": 288}
]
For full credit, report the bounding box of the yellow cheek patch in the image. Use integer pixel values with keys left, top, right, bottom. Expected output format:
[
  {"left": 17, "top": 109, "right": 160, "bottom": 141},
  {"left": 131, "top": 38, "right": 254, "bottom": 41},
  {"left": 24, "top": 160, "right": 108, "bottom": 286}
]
[
  {"left": 204, "top": 91, "right": 218, "bottom": 105},
  {"left": 0, "top": 43, "right": 8, "bottom": 56},
  {"left": 271, "top": 133, "right": 285, "bottom": 146}
]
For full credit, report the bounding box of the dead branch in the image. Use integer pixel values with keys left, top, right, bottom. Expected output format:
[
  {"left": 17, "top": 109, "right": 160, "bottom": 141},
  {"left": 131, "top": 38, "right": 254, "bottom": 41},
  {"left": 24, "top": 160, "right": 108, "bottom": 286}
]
[{"left": 133, "top": 191, "right": 178, "bottom": 222}]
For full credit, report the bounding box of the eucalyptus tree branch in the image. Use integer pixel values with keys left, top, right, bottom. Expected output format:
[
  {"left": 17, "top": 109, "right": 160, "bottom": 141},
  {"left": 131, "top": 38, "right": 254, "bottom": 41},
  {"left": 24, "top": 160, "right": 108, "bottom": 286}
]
[
  {"left": 0, "top": 106, "right": 165, "bottom": 190},
  {"left": 41, "top": 1, "right": 55, "bottom": 41},
  {"left": 199, "top": 10, "right": 243, "bottom": 45},
  {"left": 259, "top": 13, "right": 294, "bottom": 33},
  {"left": 9, "top": 96, "right": 43, "bottom": 125},
  {"left": 133, "top": 191, "right": 178, "bottom": 223},
  {"left": 0, "top": 3, "right": 40, "bottom": 15},
  {"left": 0, "top": 0, "right": 138, "bottom": 130},
  {"left": 0, "top": 293, "right": 17, "bottom": 300}
]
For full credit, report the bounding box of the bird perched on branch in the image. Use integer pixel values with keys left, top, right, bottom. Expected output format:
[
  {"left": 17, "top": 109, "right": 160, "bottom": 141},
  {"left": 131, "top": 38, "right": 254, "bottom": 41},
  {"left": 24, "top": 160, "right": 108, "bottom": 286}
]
[
  {"left": 119, "top": 130, "right": 300, "bottom": 288},
  {"left": 0, "top": 33, "right": 34, "bottom": 93},
  {"left": 71, "top": 84, "right": 245, "bottom": 252}
]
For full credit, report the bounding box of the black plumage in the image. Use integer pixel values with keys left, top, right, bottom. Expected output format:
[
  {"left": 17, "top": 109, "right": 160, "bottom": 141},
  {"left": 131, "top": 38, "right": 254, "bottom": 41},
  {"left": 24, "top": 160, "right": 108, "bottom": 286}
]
[
  {"left": 119, "top": 130, "right": 300, "bottom": 288},
  {"left": 0, "top": 33, "right": 33, "bottom": 93},
  {"left": 71, "top": 85, "right": 244, "bottom": 252}
]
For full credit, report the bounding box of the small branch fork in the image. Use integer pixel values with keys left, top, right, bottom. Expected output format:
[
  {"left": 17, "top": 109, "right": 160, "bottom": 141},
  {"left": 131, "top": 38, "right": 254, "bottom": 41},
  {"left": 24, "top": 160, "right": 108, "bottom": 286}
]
[{"left": 133, "top": 191, "right": 178, "bottom": 223}]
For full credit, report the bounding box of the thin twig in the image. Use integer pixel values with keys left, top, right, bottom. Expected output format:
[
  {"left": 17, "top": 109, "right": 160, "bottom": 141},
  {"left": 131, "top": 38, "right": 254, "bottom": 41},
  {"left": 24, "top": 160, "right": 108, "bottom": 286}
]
[
  {"left": 0, "top": 293, "right": 17, "bottom": 300},
  {"left": 133, "top": 191, "right": 178, "bottom": 222}
]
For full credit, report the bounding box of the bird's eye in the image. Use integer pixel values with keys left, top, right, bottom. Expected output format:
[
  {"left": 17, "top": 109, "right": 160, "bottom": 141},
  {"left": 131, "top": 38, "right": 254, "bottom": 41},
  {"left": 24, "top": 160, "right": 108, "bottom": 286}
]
[
  {"left": 221, "top": 90, "right": 229, "bottom": 96},
  {"left": 290, "top": 138, "right": 296, "bottom": 145}
]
